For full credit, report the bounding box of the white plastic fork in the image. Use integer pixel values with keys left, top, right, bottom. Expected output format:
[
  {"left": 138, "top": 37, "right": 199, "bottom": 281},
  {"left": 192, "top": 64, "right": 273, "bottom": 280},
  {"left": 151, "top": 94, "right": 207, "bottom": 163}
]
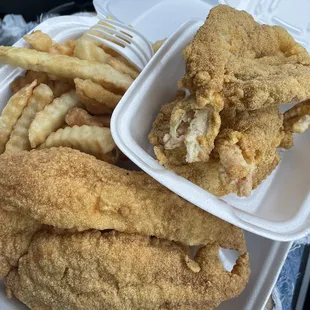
[{"left": 86, "top": 18, "right": 154, "bottom": 71}]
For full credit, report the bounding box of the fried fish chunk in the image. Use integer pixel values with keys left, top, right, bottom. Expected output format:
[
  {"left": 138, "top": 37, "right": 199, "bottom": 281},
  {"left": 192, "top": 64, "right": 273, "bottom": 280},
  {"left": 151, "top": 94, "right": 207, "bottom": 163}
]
[
  {"left": 154, "top": 148, "right": 280, "bottom": 198},
  {"left": 213, "top": 106, "right": 284, "bottom": 196},
  {"left": 0, "top": 148, "right": 246, "bottom": 251},
  {"left": 150, "top": 100, "right": 283, "bottom": 196},
  {"left": 149, "top": 95, "right": 221, "bottom": 164},
  {"left": 6, "top": 230, "right": 249, "bottom": 310},
  {"left": 180, "top": 5, "right": 310, "bottom": 110},
  {"left": 281, "top": 99, "right": 310, "bottom": 149}
]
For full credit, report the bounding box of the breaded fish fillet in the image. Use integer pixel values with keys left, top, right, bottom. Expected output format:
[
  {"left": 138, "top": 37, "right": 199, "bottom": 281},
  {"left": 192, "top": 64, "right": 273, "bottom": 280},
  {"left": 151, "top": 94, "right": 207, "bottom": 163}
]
[
  {"left": 0, "top": 208, "right": 42, "bottom": 278},
  {"left": 0, "top": 148, "right": 246, "bottom": 252},
  {"left": 180, "top": 5, "right": 310, "bottom": 110},
  {"left": 6, "top": 230, "right": 250, "bottom": 310}
]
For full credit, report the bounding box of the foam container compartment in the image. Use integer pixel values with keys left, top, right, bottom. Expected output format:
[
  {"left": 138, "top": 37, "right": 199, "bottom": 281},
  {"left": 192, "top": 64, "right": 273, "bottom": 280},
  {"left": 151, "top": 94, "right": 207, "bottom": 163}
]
[
  {"left": 112, "top": 8, "right": 310, "bottom": 241},
  {"left": 0, "top": 12, "right": 292, "bottom": 310}
]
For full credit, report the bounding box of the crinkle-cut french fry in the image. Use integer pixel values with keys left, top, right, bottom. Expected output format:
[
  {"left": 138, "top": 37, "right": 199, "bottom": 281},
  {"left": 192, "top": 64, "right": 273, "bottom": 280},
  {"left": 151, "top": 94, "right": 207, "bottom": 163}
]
[
  {"left": 76, "top": 86, "right": 112, "bottom": 114},
  {"left": 28, "top": 90, "right": 81, "bottom": 148},
  {"left": 0, "top": 46, "right": 133, "bottom": 93},
  {"left": 74, "top": 38, "right": 139, "bottom": 79},
  {"left": 0, "top": 80, "right": 37, "bottom": 154},
  {"left": 10, "top": 70, "right": 49, "bottom": 93},
  {"left": 49, "top": 40, "right": 76, "bottom": 56},
  {"left": 66, "top": 108, "right": 111, "bottom": 127},
  {"left": 39, "top": 125, "right": 118, "bottom": 163},
  {"left": 10, "top": 71, "right": 73, "bottom": 98},
  {"left": 74, "top": 78, "right": 121, "bottom": 115},
  {"left": 152, "top": 38, "right": 167, "bottom": 53},
  {"left": 5, "top": 84, "right": 54, "bottom": 153},
  {"left": 47, "top": 80, "right": 74, "bottom": 98},
  {"left": 24, "top": 31, "right": 53, "bottom": 52}
]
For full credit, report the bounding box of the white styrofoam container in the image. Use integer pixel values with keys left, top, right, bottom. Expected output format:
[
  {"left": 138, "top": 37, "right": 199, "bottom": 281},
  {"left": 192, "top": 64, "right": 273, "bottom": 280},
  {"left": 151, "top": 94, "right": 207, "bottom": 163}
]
[
  {"left": 0, "top": 13, "right": 292, "bottom": 310},
  {"left": 110, "top": 1, "right": 310, "bottom": 241}
]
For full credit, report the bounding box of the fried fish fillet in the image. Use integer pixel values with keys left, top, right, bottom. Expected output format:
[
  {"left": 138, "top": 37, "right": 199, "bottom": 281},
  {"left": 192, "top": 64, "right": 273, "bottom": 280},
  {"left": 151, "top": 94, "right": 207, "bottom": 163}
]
[
  {"left": 150, "top": 100, "right": 283, "bottom": 196},
  {"left": 0, "top": 148, "right": 246, "bottom": 252},
  {"left": 0, "top": 208, "right": 42, "bottom": 278},
  {"left": 6, "top": 230, "right": 250, "bottom": 310},
  {"left": 180, "top": 5, "right": 310, "bottom": 110}
]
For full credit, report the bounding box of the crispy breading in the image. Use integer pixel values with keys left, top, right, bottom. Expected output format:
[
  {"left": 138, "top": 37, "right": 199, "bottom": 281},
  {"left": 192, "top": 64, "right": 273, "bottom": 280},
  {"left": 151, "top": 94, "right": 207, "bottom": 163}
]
[
  {"left": 149, "top": 96, "right": 221, "bottom": 164},
  {"left": 0, "top": 208, "right": 42, "bottom": 279},
  {"left": 6, "top": 230, "right": 250, "bottom": 310},
  {"left": 214, "top": 106, "right": 284, "bottom": 196},
  {"left": 180, "top": 5, "right": 310, "bottom": 110},
  {"left": 154, "top": 147, "right": 279, "bottom": 197},
  {"left": 150, "top": 101, "right": 283, "bottom": 196},
  {"left": 280, "top": 99, "right": 310, "bottom": 149},
  {"left": 0, "top": 148, "right": 246, "bottom": 252},
  {"left": 149, "top": 100, "right": 188, "bottom": 165}
]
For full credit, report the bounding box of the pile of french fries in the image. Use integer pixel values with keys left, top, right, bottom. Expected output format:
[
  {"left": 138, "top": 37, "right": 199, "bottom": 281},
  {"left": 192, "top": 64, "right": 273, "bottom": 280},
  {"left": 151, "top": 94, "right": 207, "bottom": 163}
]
[{"left": 0, "top": 22, "right": 150, "bottom": 163}]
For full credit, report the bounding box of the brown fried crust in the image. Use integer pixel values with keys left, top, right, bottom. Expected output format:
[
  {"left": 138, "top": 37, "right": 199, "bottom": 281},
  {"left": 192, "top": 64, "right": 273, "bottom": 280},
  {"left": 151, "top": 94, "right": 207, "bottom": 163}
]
[
  {"left": 6, "top": 230, "right": 250, "bottom": 310},
  {"left": 0, "top": 148, "right": 246, "bottom": 252},
  {"left": 180, "top": 5, "right": 310, "bottom": 110},
  {"left": 0, "top": 208, "right": 42, "bottom": 279}
]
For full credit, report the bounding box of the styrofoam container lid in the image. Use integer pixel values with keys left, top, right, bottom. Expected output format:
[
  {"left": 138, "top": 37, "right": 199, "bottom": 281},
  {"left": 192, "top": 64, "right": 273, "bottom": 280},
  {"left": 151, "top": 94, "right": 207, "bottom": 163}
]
[{"left": 94, "top": 0, "right": 310, "bottom": 50}]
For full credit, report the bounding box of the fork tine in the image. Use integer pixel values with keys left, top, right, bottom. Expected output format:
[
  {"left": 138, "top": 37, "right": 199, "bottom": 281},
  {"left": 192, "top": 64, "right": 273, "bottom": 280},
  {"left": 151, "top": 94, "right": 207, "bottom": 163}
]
[
  {"left": 86, "top": 18, "right": 154, "bottom": 71},
  {"left": 88, "top": 30, "right": 148, "bottom": 65},
  {"left": 95, "top": 23, "right": 153, "bottom": 60},
  {"left": 93, "top": 25, "right": 132, "bottom": 42},
  {"left": 87, "top": 33, "right": 147, "bottom": 68},
  {"left": 90, "top": 26, "right": 150, "bottom": 64},
  {"left": 100, "top": 19, "right": 153, "bottom": 57}
]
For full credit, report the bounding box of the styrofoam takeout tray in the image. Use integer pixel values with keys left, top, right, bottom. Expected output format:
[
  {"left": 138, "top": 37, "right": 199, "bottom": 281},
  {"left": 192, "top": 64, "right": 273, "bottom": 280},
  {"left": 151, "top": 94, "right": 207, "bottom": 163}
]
[
  {"left": 111, "top": 6, "right": 310, "bottom": 241},
  {"left": 0, "top": 12, "right": 292, "bottom": 310}
]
